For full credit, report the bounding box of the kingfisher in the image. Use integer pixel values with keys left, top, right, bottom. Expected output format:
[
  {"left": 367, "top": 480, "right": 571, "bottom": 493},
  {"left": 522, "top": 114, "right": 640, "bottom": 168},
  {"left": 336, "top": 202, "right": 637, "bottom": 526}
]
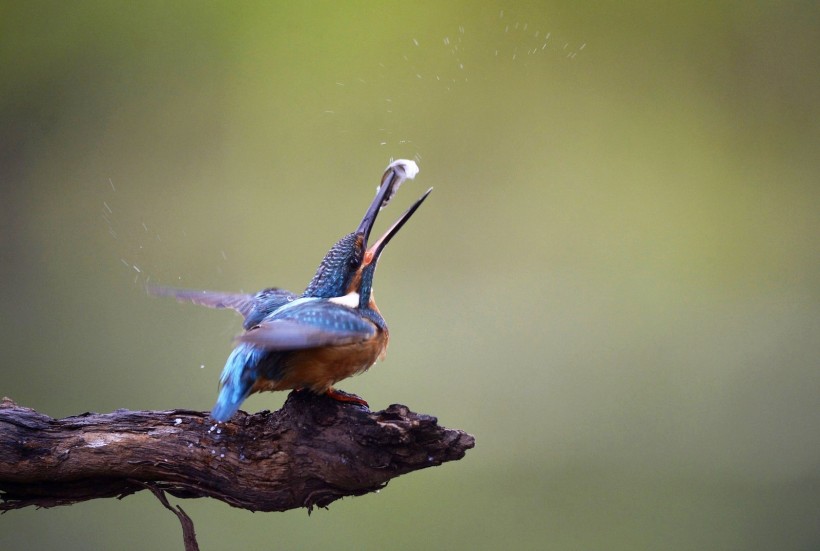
[{"left": 150, "top": 160, "right": 431, "bottom": 422}]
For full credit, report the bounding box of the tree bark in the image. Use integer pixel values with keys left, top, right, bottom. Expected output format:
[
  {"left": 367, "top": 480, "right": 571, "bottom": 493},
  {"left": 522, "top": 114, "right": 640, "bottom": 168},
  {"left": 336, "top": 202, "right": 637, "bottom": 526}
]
[{"left": 0, "top": 393, "right": 474, "bottom": 513}]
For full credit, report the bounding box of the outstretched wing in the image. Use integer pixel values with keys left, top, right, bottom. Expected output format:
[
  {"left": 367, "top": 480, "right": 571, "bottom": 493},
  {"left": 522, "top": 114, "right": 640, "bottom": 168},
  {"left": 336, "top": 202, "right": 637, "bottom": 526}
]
[
  {"left": 147, "top": 285, "right": 298, "bottom": 328},
  {"left": 236, "top": 300, "right": 376, "bottom": 350},
  {"left": 148, "top": 286, "right": 255, "bottom": 314}
]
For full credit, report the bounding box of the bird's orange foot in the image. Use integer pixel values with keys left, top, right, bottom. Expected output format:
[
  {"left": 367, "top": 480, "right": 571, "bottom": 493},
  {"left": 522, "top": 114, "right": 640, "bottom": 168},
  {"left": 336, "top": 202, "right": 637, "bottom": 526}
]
[{"left": 325, "top": 388, "right": 369, "bottom": 408}]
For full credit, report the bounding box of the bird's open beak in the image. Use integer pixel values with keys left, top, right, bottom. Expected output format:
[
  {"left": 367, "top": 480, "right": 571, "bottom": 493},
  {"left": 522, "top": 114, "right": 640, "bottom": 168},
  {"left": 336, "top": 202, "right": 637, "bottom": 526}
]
[
  {"left": 364, "top": 187, "right": 433, "bottom": 266},
  {"left": 355, "top": 160, "right": 420, "bottom": 246}
]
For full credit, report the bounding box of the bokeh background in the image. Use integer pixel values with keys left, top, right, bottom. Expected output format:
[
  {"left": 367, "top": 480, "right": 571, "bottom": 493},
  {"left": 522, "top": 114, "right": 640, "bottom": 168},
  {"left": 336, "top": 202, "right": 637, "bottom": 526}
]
[{"left": 2, "top": 2, "right": 818, "bottom": 550}]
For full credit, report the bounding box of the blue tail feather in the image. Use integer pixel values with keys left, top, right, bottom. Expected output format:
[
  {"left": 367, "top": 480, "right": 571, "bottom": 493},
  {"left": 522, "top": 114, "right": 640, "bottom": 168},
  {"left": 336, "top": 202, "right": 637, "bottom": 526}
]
[{"left": 211, "top": 343, "right": 264, "bottom": 422}]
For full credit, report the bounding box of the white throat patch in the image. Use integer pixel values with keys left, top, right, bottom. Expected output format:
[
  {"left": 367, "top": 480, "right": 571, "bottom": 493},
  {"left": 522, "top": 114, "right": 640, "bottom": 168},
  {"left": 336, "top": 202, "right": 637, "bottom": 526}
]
[{"left": 329, "top": 292, "right": 360, "bottom": 308}]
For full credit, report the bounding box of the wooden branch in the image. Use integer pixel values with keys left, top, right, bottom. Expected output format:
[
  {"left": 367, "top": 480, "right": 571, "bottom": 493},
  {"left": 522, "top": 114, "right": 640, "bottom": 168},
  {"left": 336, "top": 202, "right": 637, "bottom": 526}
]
[
  {"left": 142, "top": 483, "right": 200, "bottom": 551},
  {"left": 0, "top": 393, "right": 474, "bottom": 512}
]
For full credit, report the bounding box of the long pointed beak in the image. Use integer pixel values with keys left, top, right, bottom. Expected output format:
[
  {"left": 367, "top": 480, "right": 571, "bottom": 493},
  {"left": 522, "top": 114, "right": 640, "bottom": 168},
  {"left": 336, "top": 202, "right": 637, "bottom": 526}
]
[
  {"left": 364, "top": 187, "right": 433, "bottom": 266},
  {"left": 355, "top": 160, "right": 420, "bottom": 245}
]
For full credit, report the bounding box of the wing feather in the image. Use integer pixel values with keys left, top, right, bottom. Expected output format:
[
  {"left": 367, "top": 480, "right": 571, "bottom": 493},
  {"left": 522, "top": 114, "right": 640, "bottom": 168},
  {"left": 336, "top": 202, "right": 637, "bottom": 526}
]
[
  {"left": 236, "top": 301, "right": 376, "bottom": 350},
  {"left": 148, "top": 285, "right": 297, "bottom": 327}
]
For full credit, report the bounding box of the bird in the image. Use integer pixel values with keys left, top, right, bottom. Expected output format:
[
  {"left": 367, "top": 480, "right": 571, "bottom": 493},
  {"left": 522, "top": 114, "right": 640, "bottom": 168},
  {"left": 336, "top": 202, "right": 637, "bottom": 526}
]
[{"left": 149, "top": 160, "right": 431, "bottom": 422}]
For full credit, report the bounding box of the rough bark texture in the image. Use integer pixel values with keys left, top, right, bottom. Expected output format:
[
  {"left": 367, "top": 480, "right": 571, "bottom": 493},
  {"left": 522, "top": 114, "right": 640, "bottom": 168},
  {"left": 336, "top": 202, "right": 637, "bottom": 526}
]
[{"left": 0, "top": 393, "right": 474, "bottom": 512}]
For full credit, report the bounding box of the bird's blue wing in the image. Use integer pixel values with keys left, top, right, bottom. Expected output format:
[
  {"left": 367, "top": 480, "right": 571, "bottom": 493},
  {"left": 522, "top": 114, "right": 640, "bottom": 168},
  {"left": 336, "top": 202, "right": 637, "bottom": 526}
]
[
  {"left": 236, "top": 301, "right": 376, "bottom": 350},
  {"left": 148, "top": 286, "right": 255, "bottom": 313},
  {"left": 147, "top": 285, "right": 297, "bottom": 328}
]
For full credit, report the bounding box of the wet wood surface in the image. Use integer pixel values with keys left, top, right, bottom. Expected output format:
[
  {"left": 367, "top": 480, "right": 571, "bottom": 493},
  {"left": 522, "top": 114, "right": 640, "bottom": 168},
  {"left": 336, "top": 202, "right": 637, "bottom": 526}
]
[{"left": 0, "top": 392, "right": 474, "bottom": 512}]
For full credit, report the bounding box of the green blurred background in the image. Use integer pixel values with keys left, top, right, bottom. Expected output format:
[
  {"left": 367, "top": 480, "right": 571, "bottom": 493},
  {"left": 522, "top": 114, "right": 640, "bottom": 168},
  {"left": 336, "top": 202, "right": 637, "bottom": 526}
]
[{"left": 2, "top": 2, "right": 818, "bottom": 550}]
